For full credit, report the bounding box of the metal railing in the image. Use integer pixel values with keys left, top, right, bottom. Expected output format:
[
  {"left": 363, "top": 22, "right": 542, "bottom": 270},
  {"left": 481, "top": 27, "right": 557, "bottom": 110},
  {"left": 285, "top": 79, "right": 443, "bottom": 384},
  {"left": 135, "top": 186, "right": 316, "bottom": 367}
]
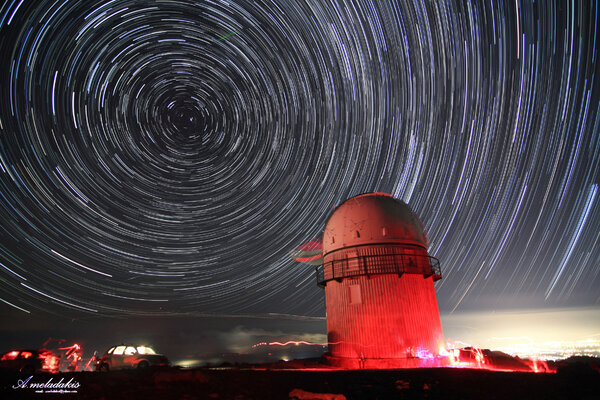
[{"left": 315, "top": 253, "right": 441, "bottom": 287}]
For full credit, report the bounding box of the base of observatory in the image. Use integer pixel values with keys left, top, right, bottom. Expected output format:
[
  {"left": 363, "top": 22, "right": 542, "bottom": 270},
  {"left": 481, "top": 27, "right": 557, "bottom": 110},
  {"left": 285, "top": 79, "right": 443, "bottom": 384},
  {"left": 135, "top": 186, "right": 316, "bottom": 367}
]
[{"left": 322, "top": 353, "right": 451, "bottom": 369}]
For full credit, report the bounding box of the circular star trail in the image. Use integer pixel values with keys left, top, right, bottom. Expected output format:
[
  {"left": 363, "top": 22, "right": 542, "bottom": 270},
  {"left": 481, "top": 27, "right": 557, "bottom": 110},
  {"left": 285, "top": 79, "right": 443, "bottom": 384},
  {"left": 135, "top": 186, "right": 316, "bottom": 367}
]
[{"left": 0, "top": 1, "right": 598, "bottom": 318}]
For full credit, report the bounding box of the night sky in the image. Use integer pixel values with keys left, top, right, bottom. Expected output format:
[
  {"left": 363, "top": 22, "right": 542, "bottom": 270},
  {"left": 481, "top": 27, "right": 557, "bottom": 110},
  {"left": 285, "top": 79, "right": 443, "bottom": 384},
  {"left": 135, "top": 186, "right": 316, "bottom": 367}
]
[{"left": 0, "top": 0, "right": 599, "bottom": 359}]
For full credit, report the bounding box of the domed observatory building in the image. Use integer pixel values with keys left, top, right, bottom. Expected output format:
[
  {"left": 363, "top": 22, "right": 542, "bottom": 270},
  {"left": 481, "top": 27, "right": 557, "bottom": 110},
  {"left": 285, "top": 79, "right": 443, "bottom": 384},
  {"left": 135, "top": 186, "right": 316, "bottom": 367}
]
[{"left": 315, "top": 193, "right": 445, "bottom": 368}]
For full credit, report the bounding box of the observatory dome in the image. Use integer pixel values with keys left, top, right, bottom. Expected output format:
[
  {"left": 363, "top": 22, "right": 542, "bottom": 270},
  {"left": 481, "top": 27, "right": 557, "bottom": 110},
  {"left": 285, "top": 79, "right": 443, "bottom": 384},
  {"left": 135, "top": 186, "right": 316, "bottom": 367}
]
[{"left": 322, "top": 193, "right": 428, "bottom": 254}]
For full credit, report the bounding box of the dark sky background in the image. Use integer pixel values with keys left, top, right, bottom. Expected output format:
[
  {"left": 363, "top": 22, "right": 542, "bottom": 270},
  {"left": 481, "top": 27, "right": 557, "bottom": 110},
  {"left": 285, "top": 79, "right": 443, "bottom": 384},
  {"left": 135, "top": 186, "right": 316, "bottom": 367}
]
[{"left": 0, "top": 0, "right": 598, "bottom": 362}]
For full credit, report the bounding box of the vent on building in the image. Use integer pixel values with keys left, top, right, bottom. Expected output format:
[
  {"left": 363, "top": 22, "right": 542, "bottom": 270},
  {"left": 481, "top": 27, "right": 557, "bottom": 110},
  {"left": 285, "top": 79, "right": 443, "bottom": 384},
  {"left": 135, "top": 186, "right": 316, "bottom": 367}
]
[{"left": 349, "top": 284, "right": 362, "bottom": 305}]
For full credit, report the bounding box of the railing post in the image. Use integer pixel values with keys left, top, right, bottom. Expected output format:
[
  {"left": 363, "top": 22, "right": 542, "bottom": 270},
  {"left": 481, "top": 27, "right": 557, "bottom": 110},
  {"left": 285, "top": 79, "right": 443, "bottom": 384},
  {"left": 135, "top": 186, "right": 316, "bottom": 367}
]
[
  {"left": 360, "top": 256, "right": 365, "bottom": 275},
  {"left": 397, "top": 254, "right": 403, "bottom": 276}
]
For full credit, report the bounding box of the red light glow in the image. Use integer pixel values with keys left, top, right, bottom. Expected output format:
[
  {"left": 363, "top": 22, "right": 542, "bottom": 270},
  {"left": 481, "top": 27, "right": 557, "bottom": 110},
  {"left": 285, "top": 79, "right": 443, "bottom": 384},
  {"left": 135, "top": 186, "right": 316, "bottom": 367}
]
[
  {"left": 1, "top": 351, "right": 20, "bottom": 361},
  {"left": 252, "top": 340, "right": 327, "bottom": 349},
  {"left": 38, "top": 349, "right": 60, "bottom": 373},
  {"left": 441, "top": 345, "right": 554, "bottom": 373},
  {"left": 84, "top": 355, "right": 97, "bottom": 371},
  {"left": 59, "top": 343, "right": 82, "bottom": 372},
  {"left": 250, "top": 339, "right": 555, "bottom": 373}
]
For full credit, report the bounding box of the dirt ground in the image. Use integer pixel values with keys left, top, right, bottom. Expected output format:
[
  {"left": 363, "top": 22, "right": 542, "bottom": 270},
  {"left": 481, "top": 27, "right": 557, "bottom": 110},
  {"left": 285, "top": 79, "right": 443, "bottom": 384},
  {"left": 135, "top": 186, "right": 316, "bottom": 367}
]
[{"left": 1, "top": 362, "right": 599, "bottom": 400}]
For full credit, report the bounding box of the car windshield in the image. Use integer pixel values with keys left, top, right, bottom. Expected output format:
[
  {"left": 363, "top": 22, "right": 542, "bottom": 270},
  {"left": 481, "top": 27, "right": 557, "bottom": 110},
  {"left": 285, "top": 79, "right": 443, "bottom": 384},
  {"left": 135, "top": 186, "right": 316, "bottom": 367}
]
[
  {"left": 113, "top": 346, "right": 126, "bottom": 355},
  {"left": 136, "top": 346, "right": 156, "bottom": 355}
]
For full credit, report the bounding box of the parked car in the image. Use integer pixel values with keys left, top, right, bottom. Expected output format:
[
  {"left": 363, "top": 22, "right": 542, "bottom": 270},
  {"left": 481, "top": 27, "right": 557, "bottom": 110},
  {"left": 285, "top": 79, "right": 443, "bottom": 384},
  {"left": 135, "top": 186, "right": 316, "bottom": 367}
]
[
  {"left": 96, "top": 344, "right": 169, "bottom": 371},
  {"left": 0, "top": 349, "right": 61, "bottom": 374}
]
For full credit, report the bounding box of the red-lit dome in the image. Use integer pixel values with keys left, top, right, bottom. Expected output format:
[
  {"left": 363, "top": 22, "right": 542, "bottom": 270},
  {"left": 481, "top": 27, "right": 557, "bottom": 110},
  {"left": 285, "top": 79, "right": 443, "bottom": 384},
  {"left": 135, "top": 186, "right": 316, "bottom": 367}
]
[{"left": 322, "top": 193, "right": 428, "bottom": 255}]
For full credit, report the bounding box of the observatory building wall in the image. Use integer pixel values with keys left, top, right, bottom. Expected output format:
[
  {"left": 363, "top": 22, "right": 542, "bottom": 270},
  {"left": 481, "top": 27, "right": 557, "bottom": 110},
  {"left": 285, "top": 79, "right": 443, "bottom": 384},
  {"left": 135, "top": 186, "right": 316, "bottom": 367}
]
[{"left": 325, "top": 274, "right": 444, "bottom": 359}]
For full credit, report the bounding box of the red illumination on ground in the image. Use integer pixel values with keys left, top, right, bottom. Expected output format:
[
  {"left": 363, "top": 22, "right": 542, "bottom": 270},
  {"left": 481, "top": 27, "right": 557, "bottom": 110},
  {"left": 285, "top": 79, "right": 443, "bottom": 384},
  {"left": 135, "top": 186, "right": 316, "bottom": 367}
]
[
  {"left": 447, "top": 347, "right": 485, "bottom": 367},
  {"left": 442, "top": 345, "right": 555, "bottom": 373},
  {"left": 38, "top": 349, "right": 61, "bottom": 373},
  {"left": 251, "top": 339, "right": 555, "bottom": 373},
  {"left": 531, "top": 358, "right": 551, "bottom": 373}
]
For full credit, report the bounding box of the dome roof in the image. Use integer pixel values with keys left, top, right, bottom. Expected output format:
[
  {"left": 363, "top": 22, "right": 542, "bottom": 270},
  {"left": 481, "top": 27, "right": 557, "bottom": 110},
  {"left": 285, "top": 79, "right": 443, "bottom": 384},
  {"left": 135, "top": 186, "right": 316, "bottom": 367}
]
[{"left": 322, "top": 193, "right": 428, "bottom": 254}]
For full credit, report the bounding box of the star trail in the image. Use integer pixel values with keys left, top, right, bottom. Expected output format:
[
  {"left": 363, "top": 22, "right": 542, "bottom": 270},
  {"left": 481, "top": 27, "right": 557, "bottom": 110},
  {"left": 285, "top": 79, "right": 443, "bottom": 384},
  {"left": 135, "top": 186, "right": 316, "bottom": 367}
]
[{"left": 0, "top": 0, "right": 598, "bottom": 324}]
